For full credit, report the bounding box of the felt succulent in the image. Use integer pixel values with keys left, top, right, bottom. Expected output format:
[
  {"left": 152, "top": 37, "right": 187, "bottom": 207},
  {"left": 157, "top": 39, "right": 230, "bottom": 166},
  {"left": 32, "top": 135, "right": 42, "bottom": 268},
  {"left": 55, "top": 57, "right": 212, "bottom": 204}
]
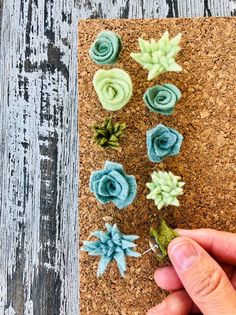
[
  {"left": 89, "top": 31, "right": 122, "bottom": 65},
  {"left": 146, "top": 124, "right": 183, "bottom": 163},
  {"left": 92, "top": 117, "right": 126, "bottom": 150},
  {"left": 130, "top": 31, "right": 182, "bottom": 80},
  {"left": 90, "top": 161, "right": 137, "bottom": 209},
  {"left": 81, "top": 223, "right": 140, "bottom": 277},
  {"left": 146, "top": 170, "right": 185, "bottom": 210},
  {"left": 93, "top": 69, "right": 133, "bottom": 111},
  {"left": 143, "top": 83, "right": 181, "bottom": 115},
  {"left": 150, "top": 218, "right": 179, "bottom": 261}
]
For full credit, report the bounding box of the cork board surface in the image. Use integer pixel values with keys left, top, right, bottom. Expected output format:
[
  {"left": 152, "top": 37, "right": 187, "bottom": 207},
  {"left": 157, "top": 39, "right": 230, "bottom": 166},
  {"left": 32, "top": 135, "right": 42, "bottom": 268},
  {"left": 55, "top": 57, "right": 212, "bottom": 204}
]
[{"left": 78, "top": 17, "right": 236, "bottom": 315}]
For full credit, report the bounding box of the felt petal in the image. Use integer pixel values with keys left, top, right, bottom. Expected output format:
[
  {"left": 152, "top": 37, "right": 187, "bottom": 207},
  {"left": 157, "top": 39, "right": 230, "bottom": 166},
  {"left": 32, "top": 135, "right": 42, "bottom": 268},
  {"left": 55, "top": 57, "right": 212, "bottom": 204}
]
[
  {"left": 97, "top": 255, "right": 112, "bottom": 277},
  {"left": 114, "top": 251, "right": 126, "bottom": 277},
  {"left": 122, "top": 234, "right": 139, "bottom": 242},
  {"left": 125, "top": 248, "right": 141, "bottom": 257}
]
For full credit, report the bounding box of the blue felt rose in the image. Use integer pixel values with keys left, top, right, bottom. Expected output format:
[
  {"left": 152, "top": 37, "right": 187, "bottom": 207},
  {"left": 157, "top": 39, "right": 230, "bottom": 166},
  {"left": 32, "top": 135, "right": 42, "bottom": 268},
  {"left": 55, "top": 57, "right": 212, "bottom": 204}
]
[
  {"left": 90, "top": 161, "right": 137, "bottom": 209},
  {"left": 146, "top": 124, "right": 183, "bottom": 162},
  {"left": 143, "top": 83, "right": 181, "bottom": 115},
  {"left": 89, "top": 31, "right": 122, "bottom": 65}
]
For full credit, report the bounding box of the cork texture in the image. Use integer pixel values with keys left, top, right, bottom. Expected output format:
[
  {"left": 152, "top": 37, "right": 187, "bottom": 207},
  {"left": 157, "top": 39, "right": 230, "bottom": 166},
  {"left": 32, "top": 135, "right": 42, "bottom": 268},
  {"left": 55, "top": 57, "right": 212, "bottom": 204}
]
[{"left": 78, "top": 17, "right": 236, "bottom": 314}]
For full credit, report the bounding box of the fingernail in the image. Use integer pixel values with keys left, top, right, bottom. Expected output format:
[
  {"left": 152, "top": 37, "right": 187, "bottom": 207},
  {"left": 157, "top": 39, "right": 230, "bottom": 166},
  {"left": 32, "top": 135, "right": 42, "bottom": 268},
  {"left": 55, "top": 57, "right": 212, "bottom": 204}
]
[{"left": 170, "top": 241, "right": 198, "bottom": 271}]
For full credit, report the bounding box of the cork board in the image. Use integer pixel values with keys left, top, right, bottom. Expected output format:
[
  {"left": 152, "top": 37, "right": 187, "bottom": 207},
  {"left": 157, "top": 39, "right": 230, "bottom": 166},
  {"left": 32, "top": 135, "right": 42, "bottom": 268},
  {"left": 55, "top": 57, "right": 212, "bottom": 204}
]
[{"left": 78, "top": 17, "right": 236, "bottom": 315}]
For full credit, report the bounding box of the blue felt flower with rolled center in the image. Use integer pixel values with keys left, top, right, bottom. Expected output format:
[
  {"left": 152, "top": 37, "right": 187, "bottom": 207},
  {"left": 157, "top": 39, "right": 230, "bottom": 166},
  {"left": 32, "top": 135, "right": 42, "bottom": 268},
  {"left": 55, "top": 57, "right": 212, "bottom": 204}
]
[
  {"left": 146, "top": 124, "right": 183, "bottom": 162},
  {"left": 89, "top": 31, "right": 122, "bottom": 65},
  {"left": 143, "top": 83, "right": 181, "bottom": 115},
  {"left": 90, "top": 161, "right": 137, "bottom": 209},
  {"left": 81, "top": 223, "right": 140, "bottom": 277}
]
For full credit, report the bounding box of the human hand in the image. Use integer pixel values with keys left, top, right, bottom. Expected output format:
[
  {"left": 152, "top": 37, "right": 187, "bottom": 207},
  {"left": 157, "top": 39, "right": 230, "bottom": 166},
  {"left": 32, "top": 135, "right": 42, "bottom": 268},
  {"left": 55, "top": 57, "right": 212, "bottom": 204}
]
[{"left": 147, "top": 229, "right": 236, "bottom": 315}]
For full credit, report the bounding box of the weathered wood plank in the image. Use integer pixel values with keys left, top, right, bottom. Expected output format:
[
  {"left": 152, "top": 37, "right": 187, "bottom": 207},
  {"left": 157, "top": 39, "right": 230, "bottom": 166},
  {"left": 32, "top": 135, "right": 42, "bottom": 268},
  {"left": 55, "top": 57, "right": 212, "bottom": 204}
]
[
  {"left": 78, "top": 0, "right": 236, "bottom": 18},
  {"left": 0, "top": 1, "right": 78, "bottom": 314},
  {"left": 0, "top": 0, "right": 235, "bottom": 314}
]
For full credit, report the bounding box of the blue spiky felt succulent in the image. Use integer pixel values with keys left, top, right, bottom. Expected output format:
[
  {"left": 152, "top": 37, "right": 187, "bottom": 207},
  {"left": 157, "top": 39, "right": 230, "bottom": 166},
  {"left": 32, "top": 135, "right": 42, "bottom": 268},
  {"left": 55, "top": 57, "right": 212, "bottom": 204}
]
[{"left": 81, "top": 223, "right": 140, "bottom": 277}]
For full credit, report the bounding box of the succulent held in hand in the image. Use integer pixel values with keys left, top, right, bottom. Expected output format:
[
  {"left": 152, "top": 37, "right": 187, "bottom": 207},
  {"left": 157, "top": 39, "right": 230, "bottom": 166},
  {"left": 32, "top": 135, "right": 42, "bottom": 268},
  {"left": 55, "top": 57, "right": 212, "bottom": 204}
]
[
  {"left": 143, "top": 83, "right": 181, "bottom": 115},
  {"left": 150, "top": 219, "right": 178, "bottom": 261},
  {"left": 146, "top": 124, "right": 183, "bottom": 163},
  {"left": 92, "top": 117, "right": 126, "bottom": 150},
  {"left": 90, "top": 161, "right": 137, "bottom": 209},
  {"left": 146, "top": 170, "right": 185, "bottom": 210},
  {"left": 93, "top": 69, "right": 133, "bottom": 111},
  {"left": 89, "top": 31, "right": 122, "bottom": 65},
  {"left": 81, "top": 223, "right": 140, "bottom": 277},
  {"left": 130, "top": 31, "right": 182, "bottom": 80}
]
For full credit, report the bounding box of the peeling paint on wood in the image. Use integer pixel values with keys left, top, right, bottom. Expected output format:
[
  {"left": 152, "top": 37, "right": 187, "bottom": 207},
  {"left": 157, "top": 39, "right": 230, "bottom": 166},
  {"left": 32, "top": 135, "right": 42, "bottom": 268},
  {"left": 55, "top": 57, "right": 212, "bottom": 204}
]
[{"left": 0, "top": 0, "right": 235, "bottom": 314}]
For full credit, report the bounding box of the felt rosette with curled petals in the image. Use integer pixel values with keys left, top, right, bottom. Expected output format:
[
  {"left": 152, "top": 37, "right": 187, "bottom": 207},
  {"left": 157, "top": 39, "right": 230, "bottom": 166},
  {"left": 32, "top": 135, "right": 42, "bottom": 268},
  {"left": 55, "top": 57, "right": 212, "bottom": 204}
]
[
  {"left": 146, "top": 124, "right": 183, "bottom": 162},
  {"left": 89, "top": 161, "right": 137, "bottom": 209},
  {"left": 93, "top": 69, "right": 133, "bottom": 111},
  {"left": 143, "top": 83, "right": 181, "bottom": 115},
  {"left": 89, "top": 31, "right": 122, "bottom": 65}
]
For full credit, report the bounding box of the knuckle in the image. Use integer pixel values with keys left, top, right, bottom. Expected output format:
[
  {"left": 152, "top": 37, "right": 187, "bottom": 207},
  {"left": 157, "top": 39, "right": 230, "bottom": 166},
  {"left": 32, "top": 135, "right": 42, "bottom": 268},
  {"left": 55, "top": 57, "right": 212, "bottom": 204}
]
[{"left": 193, "top": 269, "right": 223, "bottom": 297}]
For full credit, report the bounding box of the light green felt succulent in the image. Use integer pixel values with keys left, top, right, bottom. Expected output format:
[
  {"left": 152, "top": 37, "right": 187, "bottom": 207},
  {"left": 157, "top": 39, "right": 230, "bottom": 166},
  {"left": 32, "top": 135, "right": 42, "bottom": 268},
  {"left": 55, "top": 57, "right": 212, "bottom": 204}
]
[
  {"left": 130, "top": 31, "right": 182, "bottom": 80},
  {"left": 146, "top": 170, "right": 184, "bottom": 210},
  {"left": 93, "top": 69, "right": 133, "bottom": 111}
]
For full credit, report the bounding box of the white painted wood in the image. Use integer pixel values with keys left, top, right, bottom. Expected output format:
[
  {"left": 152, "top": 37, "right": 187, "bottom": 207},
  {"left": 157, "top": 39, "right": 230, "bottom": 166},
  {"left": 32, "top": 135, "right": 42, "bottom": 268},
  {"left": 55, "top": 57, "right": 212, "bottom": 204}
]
[{"left": 0, "top": 0, "right": 235, "bottom": 314}]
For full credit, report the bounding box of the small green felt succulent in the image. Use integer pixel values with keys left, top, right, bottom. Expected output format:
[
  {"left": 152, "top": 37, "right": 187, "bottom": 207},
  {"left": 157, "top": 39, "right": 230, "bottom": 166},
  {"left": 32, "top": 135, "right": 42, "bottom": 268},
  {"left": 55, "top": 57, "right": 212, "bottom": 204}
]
[
  {"left": 92, "top": 117, "right": 126, "bottom": 149},
  {"left": 150, "top": 218, "right": 179, "bottom": 261},
  {"left": 130, "top": 31, "right": 182, "bottom": 80},
  {"left": 146, "top": 170, "right": 185, "bottom": 210}
]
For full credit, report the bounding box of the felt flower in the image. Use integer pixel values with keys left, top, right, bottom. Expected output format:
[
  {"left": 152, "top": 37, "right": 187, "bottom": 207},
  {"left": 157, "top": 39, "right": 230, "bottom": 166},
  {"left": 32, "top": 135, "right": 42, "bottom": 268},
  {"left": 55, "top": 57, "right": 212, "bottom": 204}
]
[
  {"left": 130, "top": 31, "right": 182, "bottom": 80},
  {"left": 89, "top": 31, "right": 122, "bottom": 65},
  {"left": 90, "top": 161, "right": 137, "bottom": 209},
  {"left": 150, "top": 219, "right": 179, "bottom": 261},
  {"left": 81, "top": 223, "right": 140, "bottom": 277},
  {"left": 146, "top": 170, "right": 185, "bottom": 210},
  {"left": 93, "top": 69, "right": 133, "bottom": 111},
  {"left": 146, "top": 124, "right": 183, "bottom": 162},
  {"left": 143, "top": 83, "right": 181, "bottom": 115},
  {"left": 92, "top": 117, "right": 126, "bottom": 150}
]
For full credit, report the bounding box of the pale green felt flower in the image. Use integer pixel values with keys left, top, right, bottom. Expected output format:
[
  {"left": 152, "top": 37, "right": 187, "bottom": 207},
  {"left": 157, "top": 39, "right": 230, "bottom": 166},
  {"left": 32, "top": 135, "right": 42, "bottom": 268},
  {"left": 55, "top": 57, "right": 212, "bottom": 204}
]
[
  {"left": 130, "top": 31, "right": 182, "bottom": 80},
  {"left": 93, "top": 69, "right": 133, "bottom": 111},
  {"left": 146, "top": 170, "right": 184, "bottom": 210}
]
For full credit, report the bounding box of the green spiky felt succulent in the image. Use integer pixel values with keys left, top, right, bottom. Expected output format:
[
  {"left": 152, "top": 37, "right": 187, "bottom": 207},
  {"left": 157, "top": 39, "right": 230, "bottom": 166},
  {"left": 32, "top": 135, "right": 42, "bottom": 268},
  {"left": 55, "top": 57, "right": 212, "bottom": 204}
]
[
  {"left": 150, "top": 218, "right": 178, "bottom": 261},
  {"left": 130, "top": 31, "right": 182, "bottom": 80},
  {"left": 146, "top": 171, "right": 185, "bottom": 210},
  {"left": 92, "top": 117, "right": 126, "bottom": 150}
]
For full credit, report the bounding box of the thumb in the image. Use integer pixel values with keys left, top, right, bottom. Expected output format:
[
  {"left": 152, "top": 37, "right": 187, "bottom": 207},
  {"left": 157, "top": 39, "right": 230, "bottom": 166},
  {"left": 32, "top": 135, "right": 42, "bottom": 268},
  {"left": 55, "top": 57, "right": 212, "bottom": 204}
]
[{"left": 168, "top": 237, "right": 236, "bottom": 315}]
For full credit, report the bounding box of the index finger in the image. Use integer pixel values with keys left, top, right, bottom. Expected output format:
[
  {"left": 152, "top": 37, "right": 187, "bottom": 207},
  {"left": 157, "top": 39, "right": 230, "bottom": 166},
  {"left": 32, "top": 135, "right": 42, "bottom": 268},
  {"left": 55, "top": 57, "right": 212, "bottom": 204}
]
[{"left": 176, "top": 228, "right": 236, "bottom": 264}]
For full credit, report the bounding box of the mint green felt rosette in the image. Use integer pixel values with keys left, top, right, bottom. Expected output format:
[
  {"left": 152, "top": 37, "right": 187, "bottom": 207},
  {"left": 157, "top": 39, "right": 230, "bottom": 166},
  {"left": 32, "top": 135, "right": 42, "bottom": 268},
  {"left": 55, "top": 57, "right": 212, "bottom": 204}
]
[
  {"left": 89, "top": 31, "right": 122, "bottom": 65},
  {"left": 131, "top": 31, "right": 182, "bottom": 80},
  {"left": 93, "top": 69, "right": 133, "bottom": 111}
]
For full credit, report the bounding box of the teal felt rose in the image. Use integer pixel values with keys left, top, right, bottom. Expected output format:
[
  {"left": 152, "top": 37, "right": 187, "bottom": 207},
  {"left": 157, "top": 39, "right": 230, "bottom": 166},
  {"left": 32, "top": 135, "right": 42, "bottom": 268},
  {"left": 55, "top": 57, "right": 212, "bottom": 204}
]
[
  {"left": 90, "top": 161, "right": 137, "bottom": 209},
  {"left": 146, "top": 124, "right": 183, "bottom": 162},
  {"left": 93, "top": 69, "right": 133, "bottom": 111},
  {"left": 89, "top": 31, "right": 122, "bottom": 65},
  {"left": 143, "top": 84, "right": 181, "bottom": 115}
]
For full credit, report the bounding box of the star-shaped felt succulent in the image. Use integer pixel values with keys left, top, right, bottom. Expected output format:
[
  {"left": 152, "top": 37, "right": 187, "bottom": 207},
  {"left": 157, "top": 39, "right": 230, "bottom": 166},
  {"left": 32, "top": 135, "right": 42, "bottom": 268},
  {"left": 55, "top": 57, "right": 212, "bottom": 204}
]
[
  {"left": 81, "top": 224, "right": 140, "bottom": 277},
  {"left": 130, "top": 31, "right": 182, "bottom": 80},
  {"left": 92, "top": 117, "right": 126, "bottom": 150},
  {"left": 146, "top": 170, "right": 185, "bottom": 210}
]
